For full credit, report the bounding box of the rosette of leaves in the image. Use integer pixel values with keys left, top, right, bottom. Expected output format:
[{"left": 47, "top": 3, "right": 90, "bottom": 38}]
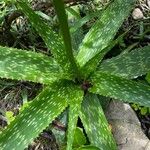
[{"left": 0, "top": 0, "right": 150, "bottom": 150}]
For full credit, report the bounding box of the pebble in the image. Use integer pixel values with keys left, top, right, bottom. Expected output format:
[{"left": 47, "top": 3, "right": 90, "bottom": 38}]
[
  {"left": 147, "top": 0, "right": 150, "bottom": 8},
  {"left": 132, "top": 8, "right": 144, "bottom": 20}
]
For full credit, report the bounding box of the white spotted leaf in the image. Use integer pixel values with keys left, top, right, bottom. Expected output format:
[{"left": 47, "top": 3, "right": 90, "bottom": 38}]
[
  {"left": 17, "top": 1, "right": 73, "bottom": 74},
  {"left": 90, "top": 72, "right": 150, "bottom": 107},
  {"left": 81, "top": 31, "right": 128, "bottom": 77},
  {"left": 66, "top": 91, "right": 84, "bottom": 150},
  {"left": 0, "top": 46, "right": 67, "bottom": 84},
  {"left": 76, "top": 0, "right": 135, "bottom": 74},
  {"left": 99, "top": 46, "right": 150, "bottom": 79},
  {"left": 80, "top": 93, "right": 117, "bottom": 150},
  {"left": 0, "top": 81, "right": 83, "bottom": 150}
]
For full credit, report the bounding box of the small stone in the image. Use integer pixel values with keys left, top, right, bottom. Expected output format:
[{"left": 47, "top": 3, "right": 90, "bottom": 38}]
[
  {"left": 132, "top": 8, "right": 144, "bottom": 20},
  {"left": 106, "top": 100, "right": 150, "bottom": 150},
  {"left": 147, "top": 0, "right": 150, "bottom": 8}
]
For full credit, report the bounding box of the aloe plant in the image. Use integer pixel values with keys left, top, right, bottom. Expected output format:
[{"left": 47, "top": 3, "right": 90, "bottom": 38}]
[{"left": 0, "top": 0, "right": 150, "bottom": 150}]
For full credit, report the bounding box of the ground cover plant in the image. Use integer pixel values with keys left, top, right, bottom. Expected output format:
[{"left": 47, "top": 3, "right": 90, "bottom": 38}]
[{"left": 0, "top": 0, "right": 150, "bottom": 149}]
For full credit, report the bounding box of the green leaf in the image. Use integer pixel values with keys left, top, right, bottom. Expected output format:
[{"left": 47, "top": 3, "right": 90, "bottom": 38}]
[
  {"left": 52, "top": 110, "right": 68, "bottom": 146},
  {"left": 5, "top": 111, "right": 15, "bottom": 124},
  {"left": 17, "top": 1, "right": 73, "bottom": 73},
  {"left": 69, "top": 2, "right": 111, "bottom": 34},
  {"left": 67, "top": 107, "right": 81, "bottom": 149},
  {"left": 98, "top": 95, "right": 110, "bottom": 111},
  {"left": 67, "top": 88, "right": 84, "bottom": 150},
  {"left": 35, "top": 11, "right": 52, "bottom": 22},
  {"left": 71, "top": 28, "right": 84, "bottom": 54},
  {"left": 81, "top": 31, "right": 128, "bottom": 77},
  {"left": 52, "top": 0, "right": 80, "bottom": 77},
  {"left": 146, "top": 72, "right": 150, "bottom": 84},
  {"left": 140, "top": 107, "right": 148, "bottom": 115},
  {"left": 74, "top": 145, "right": 100, "bottom": 150},
  {"left": 76, "top": 0, "right": 135, "bottom": 69},
  {"left": 0, "top": 80, "right": 82, "bottom": 150},
  {"left": 149, "top": 107, "right": 150, "bottom": 114},
  {"left": 99, "top": 46, "right": 150, "bottom": 79},
  {"left": 73, "top": 127, "right": 86, "bottom": 147},
  {"left": 66, "top": 6, "right": 81, "bottom": 20},
  {"left": 70, "top": 10, "right": 102, "bottom": 33},
  {"left": 0, "top": 46, "right": 66, "bottom": 84},
  {"left": 80, "top": 93, "right": 116, "bottom": 150},
  {"left": 67, "top": 7, "right": 84, "bottom": 54},
  {"left": 90, "top": 72, "right": 150, "bottom": 107}
]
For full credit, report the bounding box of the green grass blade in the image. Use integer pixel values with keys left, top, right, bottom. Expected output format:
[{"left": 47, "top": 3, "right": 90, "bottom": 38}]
[
  {"left": 0, "top": 81, "right": 71, "bottom": 150},
  {"left": 69, "top": 2, "right": 111, "bottom": 34},
  {"left": 98, "top": 46, "right": 150, "bottom": 79},
  {"left": 80, "top": 93, "right": 117, "bottom": 150},
  {"left": 52, "top": 0, "right": 80, "bottom": 78},
  {"left": 90, "top": 72, "right": 150, "bottom": 107},
  {"left": 0, "top": 46, "right": 67, "bottom": 84},
  {"left": 17, "top": 1, "right": 73, "bottom": 73},
  {"left": 66, "top": 7, "right": 81, "bottom": 20},
  {"left": 70, "top": 10, "right": 102, "bottom": 33},
  {"left": 76, "top": 0, "right": 135, "bottom": 69}
]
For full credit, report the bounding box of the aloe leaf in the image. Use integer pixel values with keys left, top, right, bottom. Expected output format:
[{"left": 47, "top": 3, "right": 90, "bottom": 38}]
[
  {"left": 52, "top": 0, "right": 80, "bottom": 77},
  {"left": 98, "top": 95, "right": 111, "bottom": 111},
  {"left": 67, "top": 88, "right": 84, "bottom": 150},
  {"left": 17, "top": 1, "right": 73, "bottom": 73},
  {"left": 0, "top": 80, "right": 82, "bottom": 150},
  {"left": 67, "top": 7, "right": 84, "bottom": 53},
  {"left": 67, "top": 105, "right": 81, "bottom": 150},
  {"left": 0, "top": 46, "right": 68, "bottom": 84},
  {"left": 76, "top": 0, "right": 135, "bottom": 69},
  {"left": 71, "top": 27, "right": 84, "bottom": 54},
  {"left": 90, "top": 72, "right": 150, "bottom": 107},
  {"left": 0, "top": 84, "right": 67, "bottom": 149},
  {"left": 80, "top": 93, "right": 116, "bottom": 150},
  {"left": 98, "top": 46, "right": 150, "bottom": 79},
  {"left": 81, "top": 31, "right": 128, "bottom": 77}
]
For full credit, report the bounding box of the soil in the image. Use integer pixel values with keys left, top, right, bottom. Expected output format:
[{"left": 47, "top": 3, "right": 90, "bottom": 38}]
[{"left": 137, "top": 113, "right": 150, "bottom": 139}]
